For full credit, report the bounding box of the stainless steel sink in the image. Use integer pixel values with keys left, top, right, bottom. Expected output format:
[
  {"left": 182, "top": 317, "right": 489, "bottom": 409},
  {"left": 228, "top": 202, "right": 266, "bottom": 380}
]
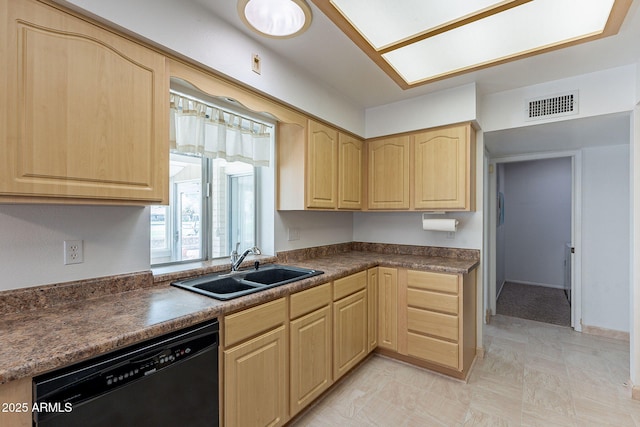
[{"left": 171, "top": 264, "right": 323, "bottom": 300}]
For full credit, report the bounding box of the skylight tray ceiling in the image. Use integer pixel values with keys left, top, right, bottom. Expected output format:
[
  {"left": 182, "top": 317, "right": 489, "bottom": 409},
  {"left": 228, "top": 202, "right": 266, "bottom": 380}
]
[{"left": 311, "top": 0, "right": 632, "bottom": 89}]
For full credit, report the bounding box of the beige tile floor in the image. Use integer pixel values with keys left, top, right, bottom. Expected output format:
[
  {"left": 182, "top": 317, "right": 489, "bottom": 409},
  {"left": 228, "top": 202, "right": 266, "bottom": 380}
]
[{"left": 290, "top": 315, "right": 640, "bottom": 426}]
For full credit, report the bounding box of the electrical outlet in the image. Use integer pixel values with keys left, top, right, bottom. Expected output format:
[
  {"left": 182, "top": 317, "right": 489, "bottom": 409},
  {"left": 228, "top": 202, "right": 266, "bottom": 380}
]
[
  {"left": 252, "top": 53, "right": 261, "bottom": 74},
  {"left": 64, "top": 240, "right": 84, "bottom": 265},
  {"left": 287, "top": 227, "right": 300, "bottom": 241}
]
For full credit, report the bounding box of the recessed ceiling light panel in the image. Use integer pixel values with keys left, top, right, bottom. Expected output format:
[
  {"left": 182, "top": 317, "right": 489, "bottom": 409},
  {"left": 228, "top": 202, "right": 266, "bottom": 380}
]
[
  {"left": 382, "top": 0, "right": 616, "bottom": 85},
  {"left": 312, "top": 0, "right": 630, "bottom": 88},
  {"left": 238, "top": 0, "right": 312, "bottom": 38},
  {"left": 329, "top": 0, "right": 528, "bottom": 50}
]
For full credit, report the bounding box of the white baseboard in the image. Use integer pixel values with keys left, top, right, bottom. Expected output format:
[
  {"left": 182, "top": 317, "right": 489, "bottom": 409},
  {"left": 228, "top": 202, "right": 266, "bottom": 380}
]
[{"left": 582, "top": 324, "right": 630, "bottom": 341}]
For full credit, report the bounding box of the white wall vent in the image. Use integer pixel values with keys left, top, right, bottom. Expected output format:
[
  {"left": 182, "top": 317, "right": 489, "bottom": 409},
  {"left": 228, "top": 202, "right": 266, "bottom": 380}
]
[{"left": 525, "top": 91, "right": 578, "bottom": 121}]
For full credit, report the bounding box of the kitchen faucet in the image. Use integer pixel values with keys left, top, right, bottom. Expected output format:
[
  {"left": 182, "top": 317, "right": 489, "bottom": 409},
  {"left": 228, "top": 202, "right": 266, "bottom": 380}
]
[{"left": 230, "top": 244, "right": 261, "bottom": 271}]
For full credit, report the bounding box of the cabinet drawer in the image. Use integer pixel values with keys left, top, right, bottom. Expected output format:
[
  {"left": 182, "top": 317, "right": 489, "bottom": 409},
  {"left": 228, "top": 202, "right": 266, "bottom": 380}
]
[
  {"left": 408, "top": 308, "right": 458, "bottom": 341},
  {"left": 408, "top": 288, "right": 459, "bottom": 315},
  {"left": 290, "top": 283, "right": 331, "bottom": 319},
  {"left": 225, "top": 298, "right": 287, "bottom": 347},
  {"left": 333, "top": 271, "right": 367, "bottom": 301},
  {"left": 407, "top": 332, "right": 459, "bottom": 369},
  {"left": 407, "top": 270, "right": 459, "bottom": 294}
]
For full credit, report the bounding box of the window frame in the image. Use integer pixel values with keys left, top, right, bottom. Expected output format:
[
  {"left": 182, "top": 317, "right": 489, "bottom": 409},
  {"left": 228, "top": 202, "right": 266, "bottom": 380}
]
[{"left": 150, "top": 154, "right": 258, "bottom": 267}]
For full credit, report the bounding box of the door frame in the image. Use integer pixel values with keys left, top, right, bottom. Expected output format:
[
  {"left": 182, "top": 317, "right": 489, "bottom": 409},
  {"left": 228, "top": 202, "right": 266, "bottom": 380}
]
[{"left": 487, "top": 150, "right": 582, "bottom": 331}]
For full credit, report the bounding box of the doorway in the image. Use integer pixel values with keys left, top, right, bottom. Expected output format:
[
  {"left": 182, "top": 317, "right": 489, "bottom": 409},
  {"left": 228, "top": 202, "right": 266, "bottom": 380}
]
[
  {"left": 494, "top": 157, "right": 572, "bottom": 326},
  {"left": 488, "top": 151, "right": 582, "bottom": 330}
]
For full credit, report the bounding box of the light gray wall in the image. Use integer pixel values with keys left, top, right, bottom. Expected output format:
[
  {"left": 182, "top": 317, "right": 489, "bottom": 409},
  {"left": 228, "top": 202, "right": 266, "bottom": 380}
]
[
  {"left": 582, "top": 144, "right": 630, "bottom": 332},
  {"left": 0, "top": 205, "right": 149, "bottom": 291},
  {"left": 275, "top": 211, "right": 353, "bottom": 252},
  {"left": 502, "top": 157, "right": 572, "bottom": 288}
]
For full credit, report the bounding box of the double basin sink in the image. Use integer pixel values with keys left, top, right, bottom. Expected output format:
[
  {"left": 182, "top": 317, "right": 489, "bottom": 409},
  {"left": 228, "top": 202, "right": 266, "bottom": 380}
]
[{"left": 171, "top": 264, "right": 324, "bottom": 300}]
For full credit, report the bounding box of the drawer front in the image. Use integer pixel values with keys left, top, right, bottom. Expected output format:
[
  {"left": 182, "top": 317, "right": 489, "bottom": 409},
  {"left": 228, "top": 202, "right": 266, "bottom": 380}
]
[
  {"left": 408, "top": 288, "right": 459, "bottom": 315},
  {"left": 290, "top": 282, "right": 332, "bottom": 319},
  {"left": 407, "top": 332, "right": 459, "bottom": 369},
  {"left": 407, "top": 270, "right": 459, "bottom": 294},
  {"left": 408, "top": 308, "right": 458, "bottom": 341},
  {"left": 333, "top": 271, "right": 367, "bottom": 301},
  {"left": 225, "top": 298, "right": 287, "bottom": 347}
]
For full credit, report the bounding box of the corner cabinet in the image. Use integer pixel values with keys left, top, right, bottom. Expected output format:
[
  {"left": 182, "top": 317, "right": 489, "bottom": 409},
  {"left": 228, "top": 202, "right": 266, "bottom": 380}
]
[
  {"left": 278, "top": 119, "right": 362, "bottom": 210},
  {"left": 0, "top": 0, "right": 168, "bottom": 204}
]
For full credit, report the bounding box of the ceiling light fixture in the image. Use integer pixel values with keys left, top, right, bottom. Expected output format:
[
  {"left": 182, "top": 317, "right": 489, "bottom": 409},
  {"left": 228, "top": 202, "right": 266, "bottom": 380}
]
[{"left": 238, "top": 0, "right": 312, "bottom": 38}]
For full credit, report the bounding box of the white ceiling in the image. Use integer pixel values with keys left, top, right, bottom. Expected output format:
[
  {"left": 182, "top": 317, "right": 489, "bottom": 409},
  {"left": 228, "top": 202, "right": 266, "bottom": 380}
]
[{"left": 200, "top": 0, "right": 640, "bottom": 108}]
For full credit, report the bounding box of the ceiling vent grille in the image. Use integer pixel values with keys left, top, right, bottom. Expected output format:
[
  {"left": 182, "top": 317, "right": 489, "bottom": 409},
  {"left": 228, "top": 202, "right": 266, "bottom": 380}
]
[{"left": 526, "top": 91, "right": 578, "bottom": 121}]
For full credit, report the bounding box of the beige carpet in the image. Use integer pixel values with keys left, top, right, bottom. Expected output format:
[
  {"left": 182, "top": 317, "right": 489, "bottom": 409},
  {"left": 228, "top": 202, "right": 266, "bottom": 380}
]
[{"left": 496, "top": 282, "right": 570, "bottom": 327}]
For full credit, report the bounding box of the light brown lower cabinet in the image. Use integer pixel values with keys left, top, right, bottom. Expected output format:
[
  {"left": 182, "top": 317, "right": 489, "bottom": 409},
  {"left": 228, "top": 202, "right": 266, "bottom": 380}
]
[
  {"left": 367, "top": 268, "right": 379, "bottom": 352},
  {"left": 223, "top": 298, "right": 288, "bottom": 427},
  {"left": 289, "top": 284, "right": 333, "bottom": 418},
  {"left": 396, "top": 269, "right": 477, "bottom": 379},
  {"left": 377, "top": 267, "right": 398, "bottom": 351},
  {"left": 0, "top": 377, "right": 31, "bottom": 427},
  {"left": 332, "top": 271, "right": 369, "bottom": 381}
]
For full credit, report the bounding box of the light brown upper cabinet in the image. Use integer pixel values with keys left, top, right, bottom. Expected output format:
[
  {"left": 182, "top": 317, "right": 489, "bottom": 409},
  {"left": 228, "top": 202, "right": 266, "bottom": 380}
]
[
  {"left": 338, "top": 133, "right": 363, "bottom": 209},
  {"left": 0, "top": 0, "right": 168, "bottom": 204},
  {"left": 413, "top": 123, "right": 476, "bottom": 211},
  {"left": 366, "top": 136, "right": 411, "bottom": 210},
  {"left": 278, "top": 118, "right": 363, "bottom": 210},
  {"left": 366, "top": 123, "right": 475, "bottom": 211},
  {"left": 307, "top": 120, "right": 338, "bottom": 209}
]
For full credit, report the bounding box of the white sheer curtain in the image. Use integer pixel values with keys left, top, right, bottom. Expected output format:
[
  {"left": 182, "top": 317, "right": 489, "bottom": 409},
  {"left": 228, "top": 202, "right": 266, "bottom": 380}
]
[{"left": 169, "top": 92, "right": 272, "bottom": 166}]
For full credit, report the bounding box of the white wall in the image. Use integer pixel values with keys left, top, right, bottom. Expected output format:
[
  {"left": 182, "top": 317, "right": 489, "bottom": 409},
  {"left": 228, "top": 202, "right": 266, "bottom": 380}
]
[
  {"left": 56, "top": 0, "right": 365, "bottom": 136},
  {"left": 480, "top": 65, "right": 636, "bottom": 132},
  {"left": 365, "top": 83, "right": 477, "bottom": 138},
  {"left": 502, "top": 158, "right": 572, "bottom": 288},
  {"left": 631, "top": 99, "right": 640, "bottom": 393},
  {"left": 581, "top": 144, "right": 630, "bottom": 332},
  {"left": 275, "top": 211, "right": 353, "bottom": 252},
  {"left": 0, "top": 205, "right": 149, "bottom": 291},
  {"left": 357, "top": 82, "right": 483, "bottom": 251}
]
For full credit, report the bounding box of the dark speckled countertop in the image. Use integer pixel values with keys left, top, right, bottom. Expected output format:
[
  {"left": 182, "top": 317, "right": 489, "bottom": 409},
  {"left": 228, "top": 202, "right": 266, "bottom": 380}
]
[{"left": 0, "top": 243, "right": 479, "bottom": 385}]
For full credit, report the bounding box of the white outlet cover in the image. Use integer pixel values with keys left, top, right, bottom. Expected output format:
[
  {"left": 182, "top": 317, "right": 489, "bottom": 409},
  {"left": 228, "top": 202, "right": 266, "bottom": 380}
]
[{"left": 64, "top": 240, "right": 84, "bottom": 265}]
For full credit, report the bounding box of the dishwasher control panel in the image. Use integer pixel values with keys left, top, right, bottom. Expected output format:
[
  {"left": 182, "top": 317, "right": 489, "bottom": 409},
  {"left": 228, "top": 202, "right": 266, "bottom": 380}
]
[{"left": 105, "top": 343, "right": 195, "bottom": 387}]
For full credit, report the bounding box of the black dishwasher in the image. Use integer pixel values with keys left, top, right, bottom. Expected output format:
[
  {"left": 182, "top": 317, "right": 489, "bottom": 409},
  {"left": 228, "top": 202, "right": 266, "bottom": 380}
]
[{"left": 33, "top": 320, "right": 218, "bottom": 427}]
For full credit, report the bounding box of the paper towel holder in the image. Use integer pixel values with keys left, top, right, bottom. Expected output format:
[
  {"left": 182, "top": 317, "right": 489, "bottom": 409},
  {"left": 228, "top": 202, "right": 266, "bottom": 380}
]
[{"left": 421, "top": 213, "right": 459, "bottom": 232}]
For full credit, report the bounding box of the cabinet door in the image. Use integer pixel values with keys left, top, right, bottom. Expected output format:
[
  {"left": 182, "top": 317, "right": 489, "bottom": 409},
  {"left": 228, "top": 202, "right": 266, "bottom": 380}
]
[
  {"left": 306, "top": 120, "right": 338, "bottom": 209},
  {"left": 367, "top": 268, "right": 379, "bottom": 352},
  {"left": 290, "top": 305, "right": 332, "bottom": 417},
  {"left": 0, "top": 377, "right": 31, "bottom": 427},
  {"left": 413, "top": 124, "right": 474, "bottom": 210},
  {"left": 367, "top": 136, "right": 410, "bottom": 209},
  {"left": 224, "top": 326, "right": 288, "bottom": 427},
  {"left": 338, "top": 133, "right": 363, "bottom": 210},
  {"left": 378, "top": 267, "right": 398, "bottom": 351},
  {"left": 333, "top": 289, "right": 368, "bottom": 380},
  {"left": 1, "top": 0, "right": 168, "bottom": 204}
]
